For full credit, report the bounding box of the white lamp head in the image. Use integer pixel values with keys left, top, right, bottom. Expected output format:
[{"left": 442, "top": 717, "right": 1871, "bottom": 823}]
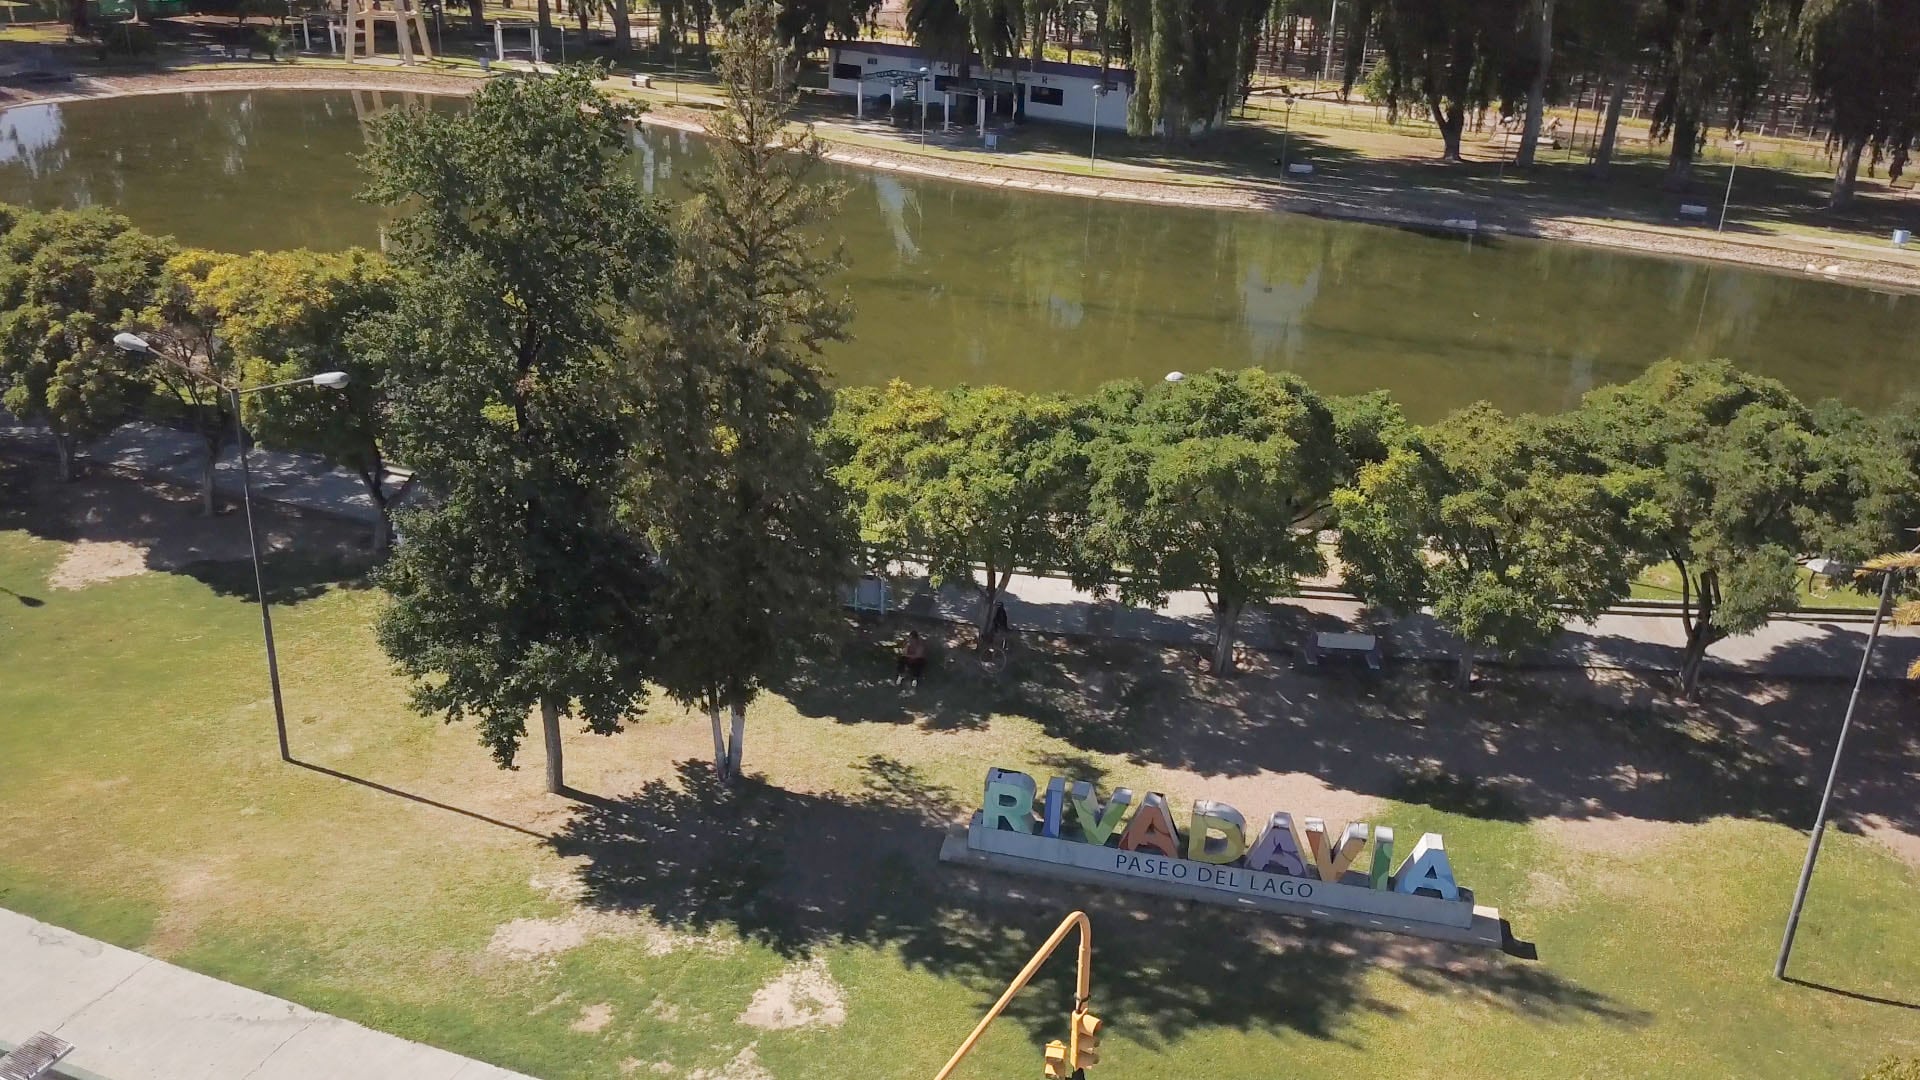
[
  {"left": 312, "top": 371, "right": 351, "bottom": 389},
  {"left": 113, "top": 332, "right": 151, "bottom": 354},
  {"left": 1164, "top": 371, "right": 1186, "bottom": 384}
]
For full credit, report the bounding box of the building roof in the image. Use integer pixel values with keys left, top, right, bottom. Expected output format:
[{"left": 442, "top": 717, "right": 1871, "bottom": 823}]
[{"left": 829, "top": 38, "right": 1136, "bottom": 88}]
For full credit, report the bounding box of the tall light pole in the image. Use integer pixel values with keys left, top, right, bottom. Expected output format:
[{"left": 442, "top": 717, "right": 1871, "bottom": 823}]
[
  {"left": 115, "top": 332, "right": 348, "bottom": 763},
  {"left": 1773, "top": 557, "right": 1904, "bottom": 979},
  {"left": 1719, "top": 137, "right": 1748, "bottom": 232},
  {"left": 919, "top": 67, "right": 930, "bottom": 144},
  {"left": 1088, "top": 82, "right": 1109, "bottom": 173},
  {"left": 1322, "top": 0, "right": 1339, "bottom": 87}
]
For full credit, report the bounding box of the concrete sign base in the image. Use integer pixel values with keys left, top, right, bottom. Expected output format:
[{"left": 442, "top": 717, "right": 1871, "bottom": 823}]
[{"left": 939, "top": 828, "right": 1507, "bottom": 949}]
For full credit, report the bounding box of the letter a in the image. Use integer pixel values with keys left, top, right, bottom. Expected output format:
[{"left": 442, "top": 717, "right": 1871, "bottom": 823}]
[
  {"left": 1118, "top": 793, "right": 1181, "bottom": 858},
  {"left": 981, "top": 768, "right": 1036, "bottom": 834},
  {"left": 1070, "top": 781, "right": 1133, "bottom": 846},
  {"left": 1393, "top": 833, "right": 1461, "bottom": 901},
  {"left": 1244, "top": 812, "right": 1307, "bottom": 876},
  {"left": 1303, "top": 818, "right": 1370, "bottom": 883},
  {"left": 1186, "top": 800, "right": 1248, "bottom": 864}
]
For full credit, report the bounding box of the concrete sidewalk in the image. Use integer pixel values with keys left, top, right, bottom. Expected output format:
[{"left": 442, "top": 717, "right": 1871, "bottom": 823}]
[
  {"left": 6, "top": 414, "right": 1919, "bottom": 681},
  {"left": 0, "top": 907, "right": 535, "bottom": 1080}
]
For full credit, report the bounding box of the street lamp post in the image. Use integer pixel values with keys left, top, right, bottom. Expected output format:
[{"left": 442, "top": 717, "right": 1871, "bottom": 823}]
[
  {"left": 1719, "top": 137, "right": 1748, "bottom": 233},
  {"left": 1773, "top": 559, "right": 1902, "bottom": 979},
  {"left": 920, "top": 67, "right": 930, "bottom": 145},
  {"left": 1088, "top": 83, "right": 1109, "bottom": 174},
  {"left": 114, "top": 331, "right": 348, "bottom": 763}
]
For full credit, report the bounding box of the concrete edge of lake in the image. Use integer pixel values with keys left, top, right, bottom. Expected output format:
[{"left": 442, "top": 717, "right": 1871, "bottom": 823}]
[{"left": 7, "top": 63, "right": 1920, "bottom": 294}]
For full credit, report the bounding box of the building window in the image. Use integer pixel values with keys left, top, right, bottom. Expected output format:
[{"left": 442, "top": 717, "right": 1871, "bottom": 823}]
[
  {"left": 833, "top": 62, "right": 862, "bottom": 81},
  {"left": 933, "top": 75, "right": 958, "bottom": 92},
  {"left": 1028, "top": 85, "right": 1064, "bottom": 107}
]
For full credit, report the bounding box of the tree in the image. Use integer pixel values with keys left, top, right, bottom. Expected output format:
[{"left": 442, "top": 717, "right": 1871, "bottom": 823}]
[
  {"left": 1645, "top": 0, "right": 1786, "bottom": 190},
  {"left": 1578, "top": 359, "right": 1823, "bottom": 696},
  {"left": 357, "top": 69, "right": 670, "bottom": 795},
  {"left": 834, "top": 381, "right": 1094, "bottom": 645},
  {"left": 1515, "top": 0, "right": 1555, "bottom": 167},
  {"left": 1798, "top": 0, "right": 1920, "bottom": 208},
  {"left": 1561, "top": 0, "right": 1649, "bottom": 172},
  {"left": 0, "top": 207, "right": 173, "bottom": 482},
  {"left": 628, "top": 0, "right": 855, "bottom": 783},
  {"left": 200, "top": 248, "right": 408, "bottom": 554},
  {"left": 137, "top": 250, "right": 251, "bottom": 518},
  {"left": 1336, "top": 404, "right": 1645, "bottom": 688},
  {"left": 1080, "top": 368, "right": 1341, "bottom": 675},
  {"left": 1117, "top": 0, "right": 1268, "bottom": 138},
  {"left": 1350, "top": 0, "right": 1529, "bottom": 162}
]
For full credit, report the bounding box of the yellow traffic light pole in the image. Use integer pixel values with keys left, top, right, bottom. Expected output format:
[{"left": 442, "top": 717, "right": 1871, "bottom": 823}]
[{"left": 932, "top": 910, "right": 1099, "bottom": 1080}]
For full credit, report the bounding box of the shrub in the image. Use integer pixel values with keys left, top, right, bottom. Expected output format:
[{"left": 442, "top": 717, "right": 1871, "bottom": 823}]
[{"left": 1865, "top": 1062, "right": 1920, "bottom": 1080}]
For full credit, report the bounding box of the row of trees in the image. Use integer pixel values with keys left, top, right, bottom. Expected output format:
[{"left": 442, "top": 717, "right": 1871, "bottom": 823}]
[
  {"left": 1349, "top": 0, "right": 1920, "bottom": 201},
  {"left": 834, "top": 362, "right": 1920, "bottom": 694}
]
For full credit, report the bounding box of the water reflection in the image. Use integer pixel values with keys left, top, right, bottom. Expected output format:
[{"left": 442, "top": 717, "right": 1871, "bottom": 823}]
[{"left": 2, "top": 88, "right": 1914, "bottom": 418}]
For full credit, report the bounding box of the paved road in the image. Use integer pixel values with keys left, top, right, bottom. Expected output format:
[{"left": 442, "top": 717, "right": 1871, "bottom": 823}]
[
  {"left": 7, "top": 415, "right": 1918, "bottom": 681},
  {"left": 0, "top": 907, "right": 535, "bottom": 1080}
]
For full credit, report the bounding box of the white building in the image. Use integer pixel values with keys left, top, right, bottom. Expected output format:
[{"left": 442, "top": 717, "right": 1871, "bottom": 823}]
[{"left": 825, "top": 40, "right": 1135, "bottom": 133}]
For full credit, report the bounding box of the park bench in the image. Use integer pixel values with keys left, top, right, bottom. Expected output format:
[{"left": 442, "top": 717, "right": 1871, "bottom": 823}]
[
  {"left": 0, "top": 1032, "right": 74, "bottom": 1080},
  {"left": 1677, "top": 203, "right": 1711, "bottom": 222},
  {"left": 630, "top": 73, "right": 653, "bottom": 89},
  {"left": 1303, "top": 631, "right": 1383, "bottom": 671}
]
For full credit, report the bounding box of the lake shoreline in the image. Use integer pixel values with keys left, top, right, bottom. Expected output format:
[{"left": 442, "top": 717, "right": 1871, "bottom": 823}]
[{"left": 7, "top": 63, "right": 1920, "bottom": 293}]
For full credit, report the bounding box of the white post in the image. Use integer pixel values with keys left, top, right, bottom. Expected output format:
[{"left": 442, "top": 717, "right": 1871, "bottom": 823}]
[
  {"left": 1089, "top": 87, "right": 1101, "bottom": 172},
  {"left": 493, "top": 19, "right": 503, "bottom": 60},
  {"left": 978, "top": 92, "right": 985, "bottom": 137},
  {"left": 1323, "top": 0, "right": 1339, "bottom": 84},
  {"left": 301, "top": 16, "right": 311, "bottom": 51},
  {"left": 857, "top": 78, "right": 864, "bottom": 119},
  {"left": 530, "top": 25, "right": 540, "bottom": 63},
  {"left": 944, "top": 92, "right": 951, "bottom": 130}
]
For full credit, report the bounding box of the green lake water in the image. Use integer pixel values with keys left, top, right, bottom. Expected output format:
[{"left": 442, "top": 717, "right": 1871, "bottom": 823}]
[{"left": 3, "top": 88, "right": 1913, "bottom": 418}]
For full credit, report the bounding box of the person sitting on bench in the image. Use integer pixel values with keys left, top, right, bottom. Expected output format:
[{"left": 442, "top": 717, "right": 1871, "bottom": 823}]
[{"left": 896, "top": 630, "right": 928, "bottom": 686}]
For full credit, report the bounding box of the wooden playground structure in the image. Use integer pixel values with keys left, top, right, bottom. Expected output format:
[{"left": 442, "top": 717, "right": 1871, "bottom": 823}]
[{"left": 335, "top": 0, "right": 432, "bottom": 63}]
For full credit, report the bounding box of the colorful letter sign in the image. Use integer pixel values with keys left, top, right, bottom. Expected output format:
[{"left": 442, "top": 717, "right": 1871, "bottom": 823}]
[{"left": 949, "top": 767, "right": 1493, "bottom": 943}]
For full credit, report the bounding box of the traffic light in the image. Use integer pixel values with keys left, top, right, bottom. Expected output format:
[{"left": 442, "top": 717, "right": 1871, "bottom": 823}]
[
  {"left": 1042, "top": 1039, "right": 1071, "bottom": 1078},
  {"left": 1070, "top": 1009, "right": 1103, "bottom": 1071}
]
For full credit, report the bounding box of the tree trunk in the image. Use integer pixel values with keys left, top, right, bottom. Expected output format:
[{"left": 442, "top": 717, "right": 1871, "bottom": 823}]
[
  {"left": 467, "top": 0, "right": 482, "bottom": 32},
  {"left": 1590, "top": 68, "right": 1627, "bottom": 171},
  {"left": 537, "top": 0, "right": 550, "bottom": 33},
  {"left": 1434, "top": 102, "right": 1465, "bottom": 162},
  {"left": 708, "top": 701, "right": 728, "bottom": 779},
  {"left": 1677, "top": 569, "right": 1716, "bottom": 698},
  {"left": 1663, "top": 108, "right": 1698, "bottom": 191},
  {"left": 727, "top": 697, "right": 746, "bottom": 779},
  {"left": 1455, "top": 643, "right": 1475, "bottom": 689},
  {"left": 1211, "top": 601, "right": 1242, "bottom": 676},
  {"left": 1830, "top": 136, "right": 1866, "bottom": 209},
  {"left": 608, "top": 0, "right": 629, "bottom": 53},
  {"left": 50, "top": 431, "right": 74, "bottom": 483},
  {"left": 577, "top": 0, "right": 588, "bottom": 38},
  {"left": 540, "top": 697, "right": 565, "bottom": 794},
  {"left": 1515, "top": 0, "right": 1553, "bottom": 167}
]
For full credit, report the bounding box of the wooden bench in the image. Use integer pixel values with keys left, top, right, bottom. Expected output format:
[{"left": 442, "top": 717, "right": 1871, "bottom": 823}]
[
  {"left": 1303, "top": 631, "right": 1383, "bottom": 671},
  {"left": 0, "top": 1033, "right": 75, "bottom": 1080}
]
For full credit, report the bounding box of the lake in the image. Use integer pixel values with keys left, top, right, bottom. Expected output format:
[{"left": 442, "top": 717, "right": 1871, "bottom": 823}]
[{"left": 3, "top": 88, "right": 1913, "bottom": 418}]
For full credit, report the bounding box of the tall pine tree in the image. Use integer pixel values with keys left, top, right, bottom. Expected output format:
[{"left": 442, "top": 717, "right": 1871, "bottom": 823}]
[{"left": 628, "top": 0, "right": 856, "bottom": 783}]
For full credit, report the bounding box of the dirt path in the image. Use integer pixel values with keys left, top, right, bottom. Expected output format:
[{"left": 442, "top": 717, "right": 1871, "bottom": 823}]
[{"left": 7, "top": 62, "right": 1920, "bottom": 290}]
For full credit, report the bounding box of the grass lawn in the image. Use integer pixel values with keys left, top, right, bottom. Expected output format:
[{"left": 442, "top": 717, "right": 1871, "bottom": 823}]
[
  {"left": 1630, "top": 562, "right": 1885, "bottom": 611},
  {"left": 2, "top": 461, "right": 1918, "bottom": 1079}
]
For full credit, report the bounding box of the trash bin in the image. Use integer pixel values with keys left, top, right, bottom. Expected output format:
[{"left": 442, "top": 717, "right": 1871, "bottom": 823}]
[
  {"left": 1895, "top": 229, "right": 1911, "bottom": 247},
  {"left": 476, "top": 46, "right": 491, "bottom": 72}
]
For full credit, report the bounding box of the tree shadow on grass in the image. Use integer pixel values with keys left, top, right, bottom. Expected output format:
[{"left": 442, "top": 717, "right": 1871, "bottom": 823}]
[
  {"left": 552, "top": 759, "right": 1647, "bottom": 1050},
  {"left": 178, "top": 549, "right": 374, "bottom": 605}
]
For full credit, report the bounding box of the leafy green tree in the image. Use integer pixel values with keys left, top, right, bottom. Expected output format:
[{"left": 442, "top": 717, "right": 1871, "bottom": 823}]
[
  {"left": 1798, "top": 0, "right": 1920, "bottom": 207},
  {"left": 0, "top": 207, "right": 173, "bottom": 482},
  {"left": 1644, "top": 0, "right": 1788, "bottom": 190},
  {"left": 357, "top": 69, "right": 670, "bottom": 794},
  {"left": 1117, "top": 0, "right": 1268, "bottom": 137},
  {"left": 199, "top": 248, "right": 407, "bottom": 554},
  {"left": 628, "top": 0, "right": 855, "bottom": 783},
  {"left": 1337, "top": 404, "right": 1646, "bottom": 687},
  {"left": 1578, "top": 359, "right": 1824, "bottom": 696},
  {"left": 137, "top": 249, "right": 252, "bottom": 518},
  {"left": 833, "top": 381, "right": 1094, "bottom": 645},
  {"left": 1080, "top": 368, "right": 1341, "bottom": 675},
  {"left": 1351, "top": 0, "right": 1529, "bottom": 162}
]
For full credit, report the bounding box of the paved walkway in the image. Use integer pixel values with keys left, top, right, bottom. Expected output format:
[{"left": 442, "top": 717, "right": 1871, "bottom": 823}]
[
  {"left": 0, "top": 907, "right": 536, "bottom": 1080},
  {"left": 6, "top": 415, "right": 1919, "bottom": 681}
]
